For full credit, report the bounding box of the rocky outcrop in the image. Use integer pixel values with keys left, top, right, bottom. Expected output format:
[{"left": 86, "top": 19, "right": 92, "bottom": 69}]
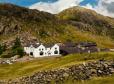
[
  {"left": 1, "top": 60, "right": 114, "bottom": 84},
  {"left": 0, "top": 3, "right": 58, "bottom": 46},
  {"left": 57, "top": 6, "right": 114, "bottom": 38}
]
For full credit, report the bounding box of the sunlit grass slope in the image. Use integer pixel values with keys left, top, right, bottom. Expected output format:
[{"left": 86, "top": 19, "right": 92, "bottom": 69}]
[{"left": 0, "top": 52, "right": 114, "bottom": 80}]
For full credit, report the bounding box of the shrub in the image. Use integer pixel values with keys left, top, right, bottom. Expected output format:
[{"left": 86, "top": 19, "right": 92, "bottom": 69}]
[
  {"left": 0, "top": 52, "right": 13, "bottom": 58},
  {"left": 12, "top": 37, "right": 21, "bottom": 50},
  {"left": 12, "top": 37, "right": 24, "bottom": 57},
  {"left": 16, "top": 47, "right": 24, "bottom": 58},
  {"left": 0, "top": 44, "right": 6, "bottom": 55},
  {"left": 0, "top": 44, "right": 3, "bottom": 55}
]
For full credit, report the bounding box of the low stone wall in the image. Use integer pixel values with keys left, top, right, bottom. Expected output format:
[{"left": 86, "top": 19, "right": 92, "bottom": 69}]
[{"left": 1, "top": 60, "right": 114, "bottom": 84}]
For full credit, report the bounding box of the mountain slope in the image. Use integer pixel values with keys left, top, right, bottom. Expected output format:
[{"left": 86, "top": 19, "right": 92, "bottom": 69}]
[
  {"left": 57, "top": 6, "right": 114, "bottom": 39},
  {"left": 0, "top": 3, "right": 73, "bottom": 45},
  {"left": 0, "top": 4, "right": 114, "bottom": 49}
]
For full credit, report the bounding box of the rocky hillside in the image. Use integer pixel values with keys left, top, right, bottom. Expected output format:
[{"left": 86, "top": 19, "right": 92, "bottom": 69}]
[
  {"left": 57, "top": 6, "right": 114, "bottom": 39},
  {"left": 0, "top": 3, "right": 62, "bottom": 45},
  {"left": 0, "top": 4, "right": 114, "bottom": 48}
]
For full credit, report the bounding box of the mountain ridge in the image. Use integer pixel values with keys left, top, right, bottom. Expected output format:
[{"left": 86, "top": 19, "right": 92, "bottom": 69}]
[
  {"left": 0, "top": 4, "right": 114, "bottom": 49},
  {"left": 57, "top": 6, "right": 114, "bottom": 38}
]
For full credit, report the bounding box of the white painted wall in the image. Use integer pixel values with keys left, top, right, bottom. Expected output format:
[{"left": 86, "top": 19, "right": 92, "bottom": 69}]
[
  {"left": 24, "top": 44, "right": 60, "bottom": 57},
  {"left": 45, "top": 48, "right": 51, "bottom": 56},
  {"left": 50, "top": 44, "right": 60, "bottom": 56},
  {"left": 24, "top": 45, "right": 35, "bottom": 55},
  {"left": 33, "top": 44, "right": 46, "bottom": 57}
]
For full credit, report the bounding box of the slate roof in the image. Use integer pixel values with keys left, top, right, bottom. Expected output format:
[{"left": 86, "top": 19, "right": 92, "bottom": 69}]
[
  {"left": 25, "top": 43, "right": 56, "bottom": 48},
  {"left": 60, "top": 42, "right": 77, "bottom": 47},
  {"left": 78, "top": 42, "right": 97, "bottom": 47},
  {"left": 44, "top": 44, "right": 55, "bottom": 48},
  {"left": 25, "top": 43, "right": 41, "bottom": 48},
  {"left": 59, "top": 42, "right": 98, "bottom": 55},
  {"left": 60, "top": 47, "right": 81, "bottom": 55}
]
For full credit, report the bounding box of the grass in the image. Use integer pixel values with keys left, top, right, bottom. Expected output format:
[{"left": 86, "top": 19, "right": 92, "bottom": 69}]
[
  {"left": 1, "top": 24, "right": 114, "bottom": 49},
  {"left": 0, "top": 52, "right": 114, "bottom": 80}
]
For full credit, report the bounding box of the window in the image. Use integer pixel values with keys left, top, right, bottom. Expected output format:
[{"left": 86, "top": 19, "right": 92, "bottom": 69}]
[
  {"left": 40, "top": 51, "right": 44, "bottom": 55},
  {"left": 55, "top": 48, "right": 57, "bottom": 49},
  {"left": 54, "top": 50, "right": 58, "bottom": 54},
  {"left": 48, "top": 53, "right": 51, "bottom": 55},
  {"left": 42, "top": 48, "right": 44, "bottom": 50},
  {"left": 39, "top": 49, "right": 41, "bottom": 51},
  {"left": 30, "top": 52, "right": 33, "bottom": 56}
]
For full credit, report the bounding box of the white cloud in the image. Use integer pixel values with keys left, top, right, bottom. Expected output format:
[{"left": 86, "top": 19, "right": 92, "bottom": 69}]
[
  {"left": 96, "top": 0, "right": 114, "bottom": 17},
  {"left": 29, "top": 0, "right": 114, "bottom": 17},
  {"left": 82, "top": 0, "right": 114, "bottom": 17},
  {"left": 29, "top": 0, "right": 84, "bottom": 14}
]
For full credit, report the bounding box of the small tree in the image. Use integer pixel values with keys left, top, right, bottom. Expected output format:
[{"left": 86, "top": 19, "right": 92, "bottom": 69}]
[
  {"left": 12, "top": 37, "right": 21, "bottom": 50},
  {"left": 0, "top": 44, "right": 3, "bottom": 55},
  {"left": 0, "top": 44, "right": 6, "bottom": 55},
  {"left": 17, "top": 48, "right": 24, "bottom": 57},
  {"left": 12, "top": 37, "right": 24, "bottom": 57},
  {"left": 2, "top": 44, "right": 6, "bottom": 51}
]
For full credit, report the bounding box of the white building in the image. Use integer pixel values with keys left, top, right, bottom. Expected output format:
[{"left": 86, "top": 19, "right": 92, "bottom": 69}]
[{"left": 24, "top": 43, "right": 60, "bottom": 57}]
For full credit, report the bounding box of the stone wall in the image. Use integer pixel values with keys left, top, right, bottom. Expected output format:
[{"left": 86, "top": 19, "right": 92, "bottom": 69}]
[{"left": 1, "top": 60, "right": 114, "bottom": 84}]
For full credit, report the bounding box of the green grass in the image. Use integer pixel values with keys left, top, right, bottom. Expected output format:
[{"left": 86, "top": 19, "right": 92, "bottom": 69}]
[
  {"left": 0, "top": 52, "right": 114, "bottom": 80},
  {"left": 1, "top": 24, "right": 114, "bottom": 49}
]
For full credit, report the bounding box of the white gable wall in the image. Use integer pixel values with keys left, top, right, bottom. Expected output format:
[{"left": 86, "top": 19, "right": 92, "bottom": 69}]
[
  {"left": 24, "top": 45, "right": 35, "bottom": 55},
  {"left": 33, "top": 44, "right": 46, "bottom": 57},
  {"left": 45, "top": 48, "right": 51, "bottom": 56},
  {"left": 50, "top": 44, "right": 60, "bottom": 56}
]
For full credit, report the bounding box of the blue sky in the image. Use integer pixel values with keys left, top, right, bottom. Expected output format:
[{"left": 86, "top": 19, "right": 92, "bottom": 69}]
[
  {"left": 80, "top": 0, "right": 98, "bottom": 7},
  {"left": 0, "top": 0, "right": 58, "bottom": 7},
  {"left": 0, "top": 0, "right": 98, "bottom": 7}
]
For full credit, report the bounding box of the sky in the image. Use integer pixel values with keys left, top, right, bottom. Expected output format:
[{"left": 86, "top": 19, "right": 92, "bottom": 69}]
[{"left": 0, "top": 0, "right": 114, "bottom": 17}]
